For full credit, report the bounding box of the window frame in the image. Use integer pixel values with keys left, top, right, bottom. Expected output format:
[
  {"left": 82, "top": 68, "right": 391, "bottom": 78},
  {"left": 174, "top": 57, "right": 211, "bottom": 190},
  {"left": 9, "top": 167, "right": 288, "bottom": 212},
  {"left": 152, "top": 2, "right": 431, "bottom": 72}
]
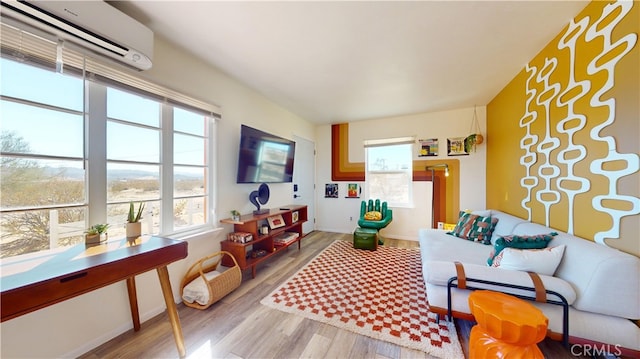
[
  {"left": 364, "top": 139, "right": 414, "bottom": 208},
  {"left": 0, "top": 21, "right": 219, "bottom": 259}
]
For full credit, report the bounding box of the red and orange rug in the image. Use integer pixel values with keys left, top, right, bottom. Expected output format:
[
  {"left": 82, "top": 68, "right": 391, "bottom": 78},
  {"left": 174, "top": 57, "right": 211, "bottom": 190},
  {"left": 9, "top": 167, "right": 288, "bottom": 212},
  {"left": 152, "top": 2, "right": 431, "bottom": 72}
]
[{"left": 260, "top": 240, "right": 463, "bottom": 358}]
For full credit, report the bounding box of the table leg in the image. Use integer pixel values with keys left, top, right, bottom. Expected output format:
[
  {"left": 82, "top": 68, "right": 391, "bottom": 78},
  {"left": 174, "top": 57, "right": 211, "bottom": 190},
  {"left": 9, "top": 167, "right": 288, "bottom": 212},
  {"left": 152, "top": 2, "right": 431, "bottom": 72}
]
[
  {"left": 157, "top": 266, "right": 186, "bottom": 357},
  {"left": 125, "top": 276, "right": 141, "bottom": 331}
]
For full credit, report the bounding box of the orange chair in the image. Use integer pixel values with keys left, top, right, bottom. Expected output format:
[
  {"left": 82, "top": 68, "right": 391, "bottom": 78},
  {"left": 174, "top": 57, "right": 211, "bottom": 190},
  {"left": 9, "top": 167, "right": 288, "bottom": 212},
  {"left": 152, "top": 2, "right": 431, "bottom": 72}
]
[{"left": 468, "top": 290, "right": 548, "bottom": 358}]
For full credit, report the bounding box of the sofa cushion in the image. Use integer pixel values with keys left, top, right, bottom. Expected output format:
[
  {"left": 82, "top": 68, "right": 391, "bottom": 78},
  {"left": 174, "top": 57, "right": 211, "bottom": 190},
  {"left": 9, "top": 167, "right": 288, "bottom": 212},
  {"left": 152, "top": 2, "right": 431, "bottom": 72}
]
[
  {"left": 419, "top": 229, "right": 493, "bottom": 265},
  {"left": 447, "top": 211, "right": 498, "bottom": 244},
  {"left": 423, "top": 260, "right": 577, "bottom": 305},
  {"left": 491, "top": 245, "right": 565, "bottom": 276},
  {"left": 487, "top": 232, "right": 558, "bottom": 266}
]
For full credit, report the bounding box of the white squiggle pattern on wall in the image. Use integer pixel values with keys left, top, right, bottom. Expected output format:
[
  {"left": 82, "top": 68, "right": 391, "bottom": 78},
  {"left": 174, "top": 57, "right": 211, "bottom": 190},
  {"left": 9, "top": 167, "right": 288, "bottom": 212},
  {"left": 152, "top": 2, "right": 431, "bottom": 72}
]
[
  {"left": 519, "top": 64, "right": 539, "bottom": 222},
  {"left": 534, "top": 57, "right": 561, "bottom": 227},
  {"left": 585, "top": 1, "right": 639, "bottom": 244},
  {"left": 555, "top": 16, "right": 591, "bottom": 235},
  {"left": 519, "top": 0, "right": 639, "bottom": 244}
]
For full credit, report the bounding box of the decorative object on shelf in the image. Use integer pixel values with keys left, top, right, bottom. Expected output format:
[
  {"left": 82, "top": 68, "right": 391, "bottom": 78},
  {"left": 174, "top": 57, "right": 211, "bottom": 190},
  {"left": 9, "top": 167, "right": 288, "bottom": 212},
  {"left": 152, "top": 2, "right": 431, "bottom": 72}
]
[
  {"left": 273, "top": 231, "right": 299, "bottom": 246},
  {"left": 85, "top": 223, "right": 109, "bottom": 245},
  {"left": 346, "top": 183, "right": 361, "bottom": 198},
  {"left": 250, "top": 249, "right": 268, "bottom": 258},
  {"left": 419, "top": 138, "right": 439, "bottom": 157},
  {"left": 126, "top": 201, "right": 145, "bottom": 238},
  {"left": 261, "top": 224, "right": 270, "bottom": 235},
  {"left": 447, "top": 137, "right": 468, "bottom": 156},
  {"left": 465, "top": 106, "right": 484, "bottom": 153},
  {"left": 228, "top": 232, "right": 253, "bottom": 243},
  {"left": 267, "top": 214, "right": 285, "bottom": 229},
  {"left": 325, "top": 183, "right": 338, "bottom": 198},
  {"left": 249, "top": 183, "right": 270, "bottom": 215},
  {"left": 292, "top": 210, "right": 299, "bottom": 223},
  {"left": 230, "top": 210, "right": 241, "bottom": 222}
]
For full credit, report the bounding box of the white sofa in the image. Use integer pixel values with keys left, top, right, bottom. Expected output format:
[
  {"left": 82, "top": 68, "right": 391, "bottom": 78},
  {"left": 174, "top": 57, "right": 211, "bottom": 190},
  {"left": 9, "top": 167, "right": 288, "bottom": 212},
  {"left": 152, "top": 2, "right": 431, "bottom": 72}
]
[{"left": 419, "top": 209, "right": 640, "bottom": 356}]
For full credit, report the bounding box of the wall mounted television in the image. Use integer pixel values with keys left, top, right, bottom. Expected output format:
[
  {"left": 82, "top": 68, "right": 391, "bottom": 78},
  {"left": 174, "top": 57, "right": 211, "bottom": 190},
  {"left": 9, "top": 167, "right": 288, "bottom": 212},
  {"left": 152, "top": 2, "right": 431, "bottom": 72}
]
[{"left": 236, "top": 125, "right": 296, "bottom": 183}]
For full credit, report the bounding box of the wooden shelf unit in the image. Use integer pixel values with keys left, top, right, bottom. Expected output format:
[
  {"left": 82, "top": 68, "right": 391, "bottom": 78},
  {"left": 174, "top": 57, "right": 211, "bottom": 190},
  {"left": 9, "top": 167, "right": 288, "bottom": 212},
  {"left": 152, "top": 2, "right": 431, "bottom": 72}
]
[{"left": 220, "top": 205, "right": 307, "bottom": 278}]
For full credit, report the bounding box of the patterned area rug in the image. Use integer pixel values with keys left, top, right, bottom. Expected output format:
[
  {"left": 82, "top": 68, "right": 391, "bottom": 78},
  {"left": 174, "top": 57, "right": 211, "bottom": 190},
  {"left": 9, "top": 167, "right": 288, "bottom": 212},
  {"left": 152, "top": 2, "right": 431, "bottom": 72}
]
[{"left": 260, "top": 240, "right": 463, "bottom": 358}]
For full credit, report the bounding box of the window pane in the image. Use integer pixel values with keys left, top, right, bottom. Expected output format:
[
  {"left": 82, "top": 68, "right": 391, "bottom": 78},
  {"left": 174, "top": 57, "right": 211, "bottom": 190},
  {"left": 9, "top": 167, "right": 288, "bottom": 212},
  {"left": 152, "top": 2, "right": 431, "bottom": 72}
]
[
  {"left": 1, "top": 101, "right": 83, "bottom": 158},
  {"left": 0, "top": 207, "right": 86, "bottom": 258},
  {"left": 368, "top": 172, "right": 411, "bottom": 204},
  {"left": 107, "top": 163, "right": 160, "bottom": 202},
  {"left": 367, "top": 144, "right": 412, "bottom": 172},
  {"left": 174, "top": 107, "right": 206, "bottom": 136},
  {"left": 174, "top": 197, "right": 207, "bottom": 230},
  {"left": 107, "top": 122, "right": 160, "bottom": 162},
  {"left": 0, "top": 58, "right": 83, "bottom": 111},
  {"left": 174, "top": 166, "right": 206, "bottom": 197},
  {"left": 107, "top": 87, "right": 159, "bottom": 127},
  {"left": 1, "top": 158, "right": 85, "bottom": 209},
  {"left": 174, "top": 133, "right": 205, "bottom": 166},
  {"left": 366, "top": 143, "right": 412, "bottom": 207}
]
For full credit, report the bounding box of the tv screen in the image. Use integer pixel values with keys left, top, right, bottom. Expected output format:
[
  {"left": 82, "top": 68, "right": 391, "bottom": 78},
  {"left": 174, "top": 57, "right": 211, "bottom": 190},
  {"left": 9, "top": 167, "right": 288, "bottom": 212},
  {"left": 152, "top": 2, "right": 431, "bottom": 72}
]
[{"left": 236, "top": 125, "right": 296, "bottom": 183}]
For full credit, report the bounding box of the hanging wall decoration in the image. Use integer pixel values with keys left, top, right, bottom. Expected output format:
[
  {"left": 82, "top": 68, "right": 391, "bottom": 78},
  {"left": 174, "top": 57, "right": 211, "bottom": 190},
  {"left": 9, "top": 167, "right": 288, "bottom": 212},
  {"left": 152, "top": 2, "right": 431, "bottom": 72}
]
[
  {"left": 419, "top": 138, "right": 439, "bottom": 157},
  {"left": 447, "top": 137, "right": 468, "bottom": 156},
  {"left": 465, "top": 106, "right": 484, "bottom": 153}
]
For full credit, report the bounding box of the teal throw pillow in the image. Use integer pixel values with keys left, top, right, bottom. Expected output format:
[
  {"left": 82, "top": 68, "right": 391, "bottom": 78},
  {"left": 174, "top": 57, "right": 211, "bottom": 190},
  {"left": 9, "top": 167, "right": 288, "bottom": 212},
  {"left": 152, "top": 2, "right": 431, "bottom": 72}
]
[
  {"left": 487, "top": 232, "right": 558, "bottom": 266},
  {"left": 447, "top": 211, "right": 499, "bottom": 245}
]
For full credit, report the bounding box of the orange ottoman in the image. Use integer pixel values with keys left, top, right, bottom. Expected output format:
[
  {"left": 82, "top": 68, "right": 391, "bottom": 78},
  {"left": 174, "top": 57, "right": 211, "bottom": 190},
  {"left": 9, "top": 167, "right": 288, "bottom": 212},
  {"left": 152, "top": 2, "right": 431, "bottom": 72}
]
[{"left": 468, "top": 290, "right": 548, "bottom": 359}]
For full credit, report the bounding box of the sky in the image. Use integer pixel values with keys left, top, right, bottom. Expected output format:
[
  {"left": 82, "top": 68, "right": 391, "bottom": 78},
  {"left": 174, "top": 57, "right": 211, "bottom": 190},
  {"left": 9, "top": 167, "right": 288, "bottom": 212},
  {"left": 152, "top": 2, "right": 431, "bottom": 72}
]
[{"left": 1, "top": 57, "right": 207, "bottom": 175}]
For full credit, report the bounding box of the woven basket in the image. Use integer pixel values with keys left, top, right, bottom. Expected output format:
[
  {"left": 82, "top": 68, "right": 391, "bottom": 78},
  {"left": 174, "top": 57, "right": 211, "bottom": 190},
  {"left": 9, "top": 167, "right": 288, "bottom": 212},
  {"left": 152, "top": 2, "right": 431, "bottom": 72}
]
[{"left": 180, "top": 251, "right": 242, "bottom": 310}]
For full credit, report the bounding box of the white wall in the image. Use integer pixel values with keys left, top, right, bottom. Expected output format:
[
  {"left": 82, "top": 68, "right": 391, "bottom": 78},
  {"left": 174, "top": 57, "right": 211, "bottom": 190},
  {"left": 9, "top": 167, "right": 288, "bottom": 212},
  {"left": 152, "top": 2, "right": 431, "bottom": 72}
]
[
  {"left": 0, "top": 36, "right": 315, "bottom": 358},
  {"left": 315, "top": 107, "right": 487, "bottom": 240}
]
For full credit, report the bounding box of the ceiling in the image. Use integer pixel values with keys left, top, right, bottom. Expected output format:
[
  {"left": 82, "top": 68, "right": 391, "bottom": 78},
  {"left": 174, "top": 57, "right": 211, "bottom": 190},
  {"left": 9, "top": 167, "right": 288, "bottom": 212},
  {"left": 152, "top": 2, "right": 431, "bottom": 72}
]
[{"left": 111, "top": 1, "right": 589, "bottom": 125}]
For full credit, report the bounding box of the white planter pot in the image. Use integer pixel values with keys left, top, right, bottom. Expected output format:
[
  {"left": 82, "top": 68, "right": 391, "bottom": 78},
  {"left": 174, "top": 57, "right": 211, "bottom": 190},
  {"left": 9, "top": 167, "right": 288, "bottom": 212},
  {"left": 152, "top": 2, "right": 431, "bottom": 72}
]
[{"left": 126, "top": 222, "right": 142, "bottom": 238}]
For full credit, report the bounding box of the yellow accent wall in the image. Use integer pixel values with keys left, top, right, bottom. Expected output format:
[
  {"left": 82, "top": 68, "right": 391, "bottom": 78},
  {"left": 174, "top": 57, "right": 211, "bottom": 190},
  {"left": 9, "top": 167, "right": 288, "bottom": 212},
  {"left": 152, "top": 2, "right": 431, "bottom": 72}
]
[{"left": 487, "top": 0, "right": 639, "bottom": 255}]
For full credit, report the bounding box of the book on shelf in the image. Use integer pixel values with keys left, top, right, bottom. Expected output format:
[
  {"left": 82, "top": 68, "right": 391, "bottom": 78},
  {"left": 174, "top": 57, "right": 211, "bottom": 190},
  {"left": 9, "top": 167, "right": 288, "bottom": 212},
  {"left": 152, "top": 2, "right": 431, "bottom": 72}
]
[{"left": 273, "top": 231, "right": 299, "bottom": 246}]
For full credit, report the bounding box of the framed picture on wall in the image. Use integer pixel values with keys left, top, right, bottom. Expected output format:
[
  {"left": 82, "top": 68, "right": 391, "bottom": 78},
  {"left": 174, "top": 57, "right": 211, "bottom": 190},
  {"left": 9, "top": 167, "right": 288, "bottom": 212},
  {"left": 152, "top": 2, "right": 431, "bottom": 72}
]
[
  {"left": 447, "top": 137, "right": 468, "bottom": 156},
  {"left": 419, "top": 138, "right": 439, "bottom": 156},
  {"left": 346, "top": 183, "right": 361, "bottom": 198},
  {"left": 325, "top": 183, "right": 339, "bottom": 198}
]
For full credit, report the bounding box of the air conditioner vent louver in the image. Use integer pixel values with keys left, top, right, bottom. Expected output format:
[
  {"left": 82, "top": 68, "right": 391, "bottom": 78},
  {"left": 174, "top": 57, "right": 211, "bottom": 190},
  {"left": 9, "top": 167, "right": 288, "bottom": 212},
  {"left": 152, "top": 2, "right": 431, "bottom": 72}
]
[{"left": 0, "top": 0, "right": 153, "bottom": 71}]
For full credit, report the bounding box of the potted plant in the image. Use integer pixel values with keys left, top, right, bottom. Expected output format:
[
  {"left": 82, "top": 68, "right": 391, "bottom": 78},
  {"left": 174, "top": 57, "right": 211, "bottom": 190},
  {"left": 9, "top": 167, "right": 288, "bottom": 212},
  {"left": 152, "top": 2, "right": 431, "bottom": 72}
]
[
  {"left": 126, "top": 202, "right": 145, "bottom": 238},
  {"left": 464, "top": 134, "right": 478, "bottom": 153},
  {"left": 230, "top": 210, "right": 241, "bottom": 222},
  {"left": 465, "top": 106, "right": 484, "bottom": 153},
  {"left": 85, "top": 223, "right": 109, "bottom": 245}
]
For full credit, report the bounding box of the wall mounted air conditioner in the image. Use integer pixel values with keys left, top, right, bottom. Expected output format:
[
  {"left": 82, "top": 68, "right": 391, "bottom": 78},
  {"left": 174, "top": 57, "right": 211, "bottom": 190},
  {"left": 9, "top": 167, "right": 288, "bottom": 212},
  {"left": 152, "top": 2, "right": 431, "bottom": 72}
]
[{"left": 0, "top": 0, "right": 153, "bottom": 71}]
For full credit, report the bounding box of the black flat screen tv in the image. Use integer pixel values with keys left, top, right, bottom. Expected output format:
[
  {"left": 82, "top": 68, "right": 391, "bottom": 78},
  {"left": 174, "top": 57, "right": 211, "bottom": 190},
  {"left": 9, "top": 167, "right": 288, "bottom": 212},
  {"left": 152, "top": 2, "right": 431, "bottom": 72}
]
[{"left": 236, "top": 125, "right": 296, "bottom": 183}]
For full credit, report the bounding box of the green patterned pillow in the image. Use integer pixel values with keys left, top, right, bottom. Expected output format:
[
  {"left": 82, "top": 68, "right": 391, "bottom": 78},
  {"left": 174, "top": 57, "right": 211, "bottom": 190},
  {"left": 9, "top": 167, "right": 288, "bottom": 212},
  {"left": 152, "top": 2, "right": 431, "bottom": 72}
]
[
  {"left": 447, "top": 211, "right": 499, "bottom": 245},
  {"left": 487, "top": 232, "right": 558, "bottom": 266}
]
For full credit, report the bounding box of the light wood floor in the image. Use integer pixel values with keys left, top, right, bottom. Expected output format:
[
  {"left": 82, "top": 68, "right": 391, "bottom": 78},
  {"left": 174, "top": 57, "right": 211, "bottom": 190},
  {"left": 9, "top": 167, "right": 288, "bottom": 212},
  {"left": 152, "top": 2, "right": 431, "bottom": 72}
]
[{"left": 79, "top": 231, "right": 594, "bottom": 359}]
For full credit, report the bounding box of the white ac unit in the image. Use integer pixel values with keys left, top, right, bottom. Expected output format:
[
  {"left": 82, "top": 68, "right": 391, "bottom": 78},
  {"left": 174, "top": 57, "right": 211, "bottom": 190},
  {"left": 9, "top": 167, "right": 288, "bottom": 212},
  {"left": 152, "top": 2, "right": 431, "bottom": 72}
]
[{"left": 0, "top": 0, "right": 153, "bottom": 71}]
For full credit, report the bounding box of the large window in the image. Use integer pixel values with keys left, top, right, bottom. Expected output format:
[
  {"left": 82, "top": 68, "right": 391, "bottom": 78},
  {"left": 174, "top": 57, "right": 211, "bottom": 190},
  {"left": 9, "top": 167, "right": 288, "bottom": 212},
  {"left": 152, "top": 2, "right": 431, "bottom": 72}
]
[
  {"left": 0, "top": 23, "right": 218, "bottom": 259},
  {"left": 365, "top": 139, "right": 414, "bottom": 207}
]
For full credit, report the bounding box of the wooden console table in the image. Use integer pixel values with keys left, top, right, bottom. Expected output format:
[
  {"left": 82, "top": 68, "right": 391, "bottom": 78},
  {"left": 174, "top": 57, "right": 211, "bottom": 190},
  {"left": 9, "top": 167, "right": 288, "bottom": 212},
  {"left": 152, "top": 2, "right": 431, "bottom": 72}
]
[
  {"left": 220, "top": 205, "right": 307, "bottom": 278},
  {"left": 0, "top": 236, "right": 188, "bottom": 357}
]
